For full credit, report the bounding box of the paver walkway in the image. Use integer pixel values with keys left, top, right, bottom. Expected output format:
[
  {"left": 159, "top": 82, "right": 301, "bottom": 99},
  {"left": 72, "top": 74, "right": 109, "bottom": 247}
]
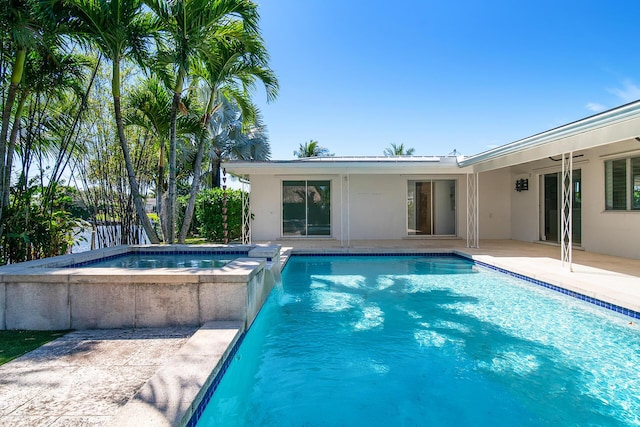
[
  {"left": 0, "top": 327, "right": 195, "bottom": 426},
  {"left": 0, "top": 321, "right": 242, "bottom": 427}
]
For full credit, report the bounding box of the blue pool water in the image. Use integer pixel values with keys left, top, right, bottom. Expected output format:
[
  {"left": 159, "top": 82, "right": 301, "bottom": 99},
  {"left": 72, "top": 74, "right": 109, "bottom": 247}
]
[
  {"left": 195, "top": 255, "right": 640, "bottom": 426},
  {"left": 78, "top": 253, "right": 240, "bottom": 268}
]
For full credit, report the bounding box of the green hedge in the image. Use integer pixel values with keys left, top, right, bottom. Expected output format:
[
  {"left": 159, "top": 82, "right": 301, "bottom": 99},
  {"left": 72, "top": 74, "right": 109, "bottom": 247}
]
[{"left": 194, "top": 188, "right": 245, "bottom": 242}]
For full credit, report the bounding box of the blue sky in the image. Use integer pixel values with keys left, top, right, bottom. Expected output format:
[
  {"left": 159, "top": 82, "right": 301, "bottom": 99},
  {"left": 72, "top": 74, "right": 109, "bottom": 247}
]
[{"left": 253, "top": 1, "right": 640, "bottom": 159}]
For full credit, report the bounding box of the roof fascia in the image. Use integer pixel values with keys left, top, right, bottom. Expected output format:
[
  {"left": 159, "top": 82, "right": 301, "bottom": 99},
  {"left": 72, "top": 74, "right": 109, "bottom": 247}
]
[{"left": 224, "top": 159, "right": 473, "bottom": 175}]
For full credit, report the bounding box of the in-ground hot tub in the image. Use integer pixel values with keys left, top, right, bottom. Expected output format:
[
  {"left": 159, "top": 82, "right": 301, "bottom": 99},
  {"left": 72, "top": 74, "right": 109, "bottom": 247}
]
[
  {"left": 76, "top": 252, "right": 242, "bottom": 269},
  {"left": 0, "top": 244, "right": 281, "bottom": 331}
]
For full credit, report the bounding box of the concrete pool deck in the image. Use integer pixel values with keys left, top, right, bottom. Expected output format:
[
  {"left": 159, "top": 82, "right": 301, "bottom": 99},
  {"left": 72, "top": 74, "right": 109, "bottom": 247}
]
[
  {"left": 0, "top": 322, "right": 242, "bottom": 427},
  {"left": 1, "top": 239, "right": 639, "bottom": 426}
]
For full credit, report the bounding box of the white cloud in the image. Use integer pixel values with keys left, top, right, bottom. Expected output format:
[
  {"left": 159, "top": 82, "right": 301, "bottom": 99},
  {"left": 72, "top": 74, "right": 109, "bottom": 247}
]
[
  {"left": 608, "top": 80, "right": 640, "bottom": 103},
  {"left": 585, "top": 102, "right": 606, "bottom": 112}
]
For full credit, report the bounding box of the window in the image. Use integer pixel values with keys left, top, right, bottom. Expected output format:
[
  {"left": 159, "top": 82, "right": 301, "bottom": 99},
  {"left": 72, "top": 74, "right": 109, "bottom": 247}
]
[
  {"left": 605, "top": 156, "right": 640, "bottom": 211},
  {"left": 633, "top": 158, "right": 640, "bottom": 210},
  {"left": 282, "top": 180, "right": 331, "bottom": 236}
]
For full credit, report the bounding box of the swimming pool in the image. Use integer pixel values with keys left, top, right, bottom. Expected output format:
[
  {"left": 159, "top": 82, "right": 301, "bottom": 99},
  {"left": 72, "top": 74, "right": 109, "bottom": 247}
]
[{"left": 193, "top": 254, "right": 640, "bottom": 426}]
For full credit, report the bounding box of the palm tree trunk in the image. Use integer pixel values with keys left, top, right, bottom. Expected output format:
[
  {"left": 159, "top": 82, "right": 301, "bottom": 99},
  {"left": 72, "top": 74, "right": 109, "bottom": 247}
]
[
  {"left": 4, "top": 91, "right": 28, "bottom": 207},
  {"left": 157, "top": 140, "right": 167, "bottom": 240},
  {"left": 179, "top": 95, "right": 223, "bottom": 242},
  {"left": 112, "top": 60, "right": 160, "bottom": 244},
  {"left": 178, "top": 135, "right": 206, "bottom": 243},
  {"left": 0, "top": 48, "right": 27, "bottom": 218},
  {"left": 167, "top": 73, "right": 184, "bottom": 244},
  {"left": 167, "top": 93, "right": 178, "bottom": 243},
  {"left": 211, "top": 157, "right": 222, "bottom": 188}
]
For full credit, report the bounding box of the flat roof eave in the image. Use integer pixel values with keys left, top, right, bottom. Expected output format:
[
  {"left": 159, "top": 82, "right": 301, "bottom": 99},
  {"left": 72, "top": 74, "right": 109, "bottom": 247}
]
[{"left": 224, "top": 156, "right": 472, "bottom": 175}]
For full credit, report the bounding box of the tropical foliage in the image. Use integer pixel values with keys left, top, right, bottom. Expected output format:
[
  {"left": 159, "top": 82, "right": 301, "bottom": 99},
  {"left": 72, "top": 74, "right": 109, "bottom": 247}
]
[
  {"left": 2, "top": 184, "right": 89, "bottom": 263},
  {"left": 0, "top": 0, "right": 277, "bottom": 263},
  {"left": 383, "top": 143, "right": 415, "bottom": 156},
  {"left": 294, "top": 140, "right": 332, "bottom": 158}
]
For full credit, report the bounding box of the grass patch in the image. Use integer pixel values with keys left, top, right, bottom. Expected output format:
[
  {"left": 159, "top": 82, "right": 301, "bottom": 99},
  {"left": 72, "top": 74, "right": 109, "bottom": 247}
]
[
  {"left": 183, "top": 237, "right": 243, "bottom": 245},
  {"left": 0, "top": 330, "right": 69, "bottom": 365},
  {"left": 184, "top": 237, "right": 208, "bottom": 244}
]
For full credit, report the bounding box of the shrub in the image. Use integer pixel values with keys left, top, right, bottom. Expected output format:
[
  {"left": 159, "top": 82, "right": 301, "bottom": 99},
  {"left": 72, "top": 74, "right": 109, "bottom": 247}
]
[
  {"left": 1, "top": 184, "right": 88, "bottom": 264},
  {"left": 195, "top": 188, "right": 245, "bottom": 243}
]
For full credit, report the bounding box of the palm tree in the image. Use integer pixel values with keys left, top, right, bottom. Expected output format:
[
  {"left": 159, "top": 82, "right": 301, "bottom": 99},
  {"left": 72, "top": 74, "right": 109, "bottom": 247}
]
[
  {"left": 207, "top": 94, "right": 271, "bottom": 163},
  {"left": 145, "top": 0, "right": 260, "bottom": 243},
  {"left": 195, "top": 20, "right": 277, "bottom": 188},
  {"left": 0, "top": 0, "right": 34, "bottom": 202},
  {"left": 22, "top": 48, "right": 95, "bottom": 209},
  {"left": 3, "top": 45, "right": 92, "bottom": 206},
  {"left": 178, "top": 92, "right": 272, "bottom": 243},
  {"left": 383, "top": 143, "right": 415, "bottom": 156},
  {"left": 294, "top": 140, "right": 332, "bottom": 158},
  {"left": 126, "top": 76, "right": 172, "bottom": 239},
  {"left": 65, "top": 0, "right": 161, "bottom": 243},
  {"left": 0, "top": 0, "right": 58, "bottom": 222}
]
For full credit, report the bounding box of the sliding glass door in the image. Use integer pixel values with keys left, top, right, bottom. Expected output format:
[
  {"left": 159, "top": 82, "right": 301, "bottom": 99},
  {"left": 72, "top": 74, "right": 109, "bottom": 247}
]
[
  {"left": 407, "top": 180, "right": 456, "bottom": 236},
  {"left": 541, "top": 170, "right": 581, "bottom": 245},
  {"left": 282, "top": 180, "right": 331, "bottom": 236}
]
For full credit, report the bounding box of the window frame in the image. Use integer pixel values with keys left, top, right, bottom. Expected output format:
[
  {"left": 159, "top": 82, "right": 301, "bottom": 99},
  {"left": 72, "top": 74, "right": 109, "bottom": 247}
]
[{"left": 604, "top": 156, "right": 640, "bottom": 211}]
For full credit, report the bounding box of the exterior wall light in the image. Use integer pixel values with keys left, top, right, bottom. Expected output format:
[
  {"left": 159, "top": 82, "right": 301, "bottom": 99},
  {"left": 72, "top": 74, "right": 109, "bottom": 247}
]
[{"left": 515, "top": 178, "right": 528, "bottom": 192}]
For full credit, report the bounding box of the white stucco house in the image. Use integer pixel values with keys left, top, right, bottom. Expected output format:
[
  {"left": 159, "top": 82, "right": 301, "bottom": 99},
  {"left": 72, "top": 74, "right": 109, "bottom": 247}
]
[{"left": 225, "top": 100, "right": 640, "bottom": 261}]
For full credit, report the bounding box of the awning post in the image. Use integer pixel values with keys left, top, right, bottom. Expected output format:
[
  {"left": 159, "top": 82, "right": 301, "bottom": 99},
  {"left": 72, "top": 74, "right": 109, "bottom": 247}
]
[
  {"left": 561, "top": 153, "right": 573, "bottom": 271},
  {"left": 467, "top": 173, "right": 479, "bottom": 248},
  {"left": 241, "top": 176, "right": 251, "bottom": 244}
]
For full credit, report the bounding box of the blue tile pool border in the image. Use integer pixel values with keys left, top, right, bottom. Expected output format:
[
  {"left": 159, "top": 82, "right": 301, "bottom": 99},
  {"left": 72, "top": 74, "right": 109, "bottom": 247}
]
[
  {"left": 185, "top": 331, "right": 246, "bottom": 427},
  {"left": 185, "top": 250, "right": 640, "bottom": 426},
  {"left": 471, "top": 258, "right": 640, "bottom": 320},
  {"left": 291, "top": 251, "right": 451, "bottom": 257}
]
